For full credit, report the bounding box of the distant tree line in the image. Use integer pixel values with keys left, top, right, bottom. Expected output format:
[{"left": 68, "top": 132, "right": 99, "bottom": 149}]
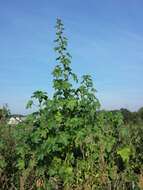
[{"left": 109, "top": 107, "right": 143, "bottom": 124}]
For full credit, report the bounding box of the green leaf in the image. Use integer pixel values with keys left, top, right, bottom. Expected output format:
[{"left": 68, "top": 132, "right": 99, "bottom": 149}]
[
  {"left": 17, "top": 159, "right": 25, "bottom": 170},
  {"left": 26, "top": 100, "right": 33, "bottom": 109},
  {"left": 0, "top": 158, "right": 7, "bottom": 169},
  {"left": 66, "top": 99, "right": 76, "bottom": 111},
  {"left": 117, "top": 147, "right": 131, "bottom": 163}
]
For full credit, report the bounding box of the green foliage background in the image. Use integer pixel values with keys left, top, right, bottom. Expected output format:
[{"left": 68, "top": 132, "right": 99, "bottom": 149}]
[{"left": 0, "top": 19, "right": 143, "bottom": 190}]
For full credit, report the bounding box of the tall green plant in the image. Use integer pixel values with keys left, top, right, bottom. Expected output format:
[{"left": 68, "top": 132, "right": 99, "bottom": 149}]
[{"left": 15, "top": 19, "right": 141, "bottom": 190}]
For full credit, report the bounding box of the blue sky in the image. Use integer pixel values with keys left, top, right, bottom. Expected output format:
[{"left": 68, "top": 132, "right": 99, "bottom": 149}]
[{"left": 0, "top": 0, "right": 143, "bottom": 114}]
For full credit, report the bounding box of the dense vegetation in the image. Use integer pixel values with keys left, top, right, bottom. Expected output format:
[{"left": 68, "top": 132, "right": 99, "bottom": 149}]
[{"left": 0, "top": 19, "right": 143, "bottom": 190}]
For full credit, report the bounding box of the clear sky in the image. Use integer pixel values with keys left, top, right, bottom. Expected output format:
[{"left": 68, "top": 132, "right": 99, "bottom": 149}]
[{"left": 0, "top": 0, "right": 143, "bottom": 114}]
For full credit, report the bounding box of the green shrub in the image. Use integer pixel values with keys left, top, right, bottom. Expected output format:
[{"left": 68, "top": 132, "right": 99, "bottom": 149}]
[{"left": 0, "top": 19, "right": 142, "bottom": 190}]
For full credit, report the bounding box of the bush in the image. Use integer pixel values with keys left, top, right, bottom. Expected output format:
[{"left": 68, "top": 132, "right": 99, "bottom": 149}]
[{"left": 0, "top": 19, "right": 143, "bottom": 190}]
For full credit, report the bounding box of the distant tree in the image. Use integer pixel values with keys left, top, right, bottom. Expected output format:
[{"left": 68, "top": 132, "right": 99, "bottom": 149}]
[
  {"left": 138, "top": 107, "right": 143, "bottom": 121},
  {"left": 132, "top": 111, "right": 140, "bottom": 124},
  {"left": 0, "top": 109, "right": 2, "bottom": 120},
  {"left": 120, "top": 108, "right": 132, "bottom": 123},
  {"left": 0, "top": 104, "right": 10, "bottom": 122}
]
